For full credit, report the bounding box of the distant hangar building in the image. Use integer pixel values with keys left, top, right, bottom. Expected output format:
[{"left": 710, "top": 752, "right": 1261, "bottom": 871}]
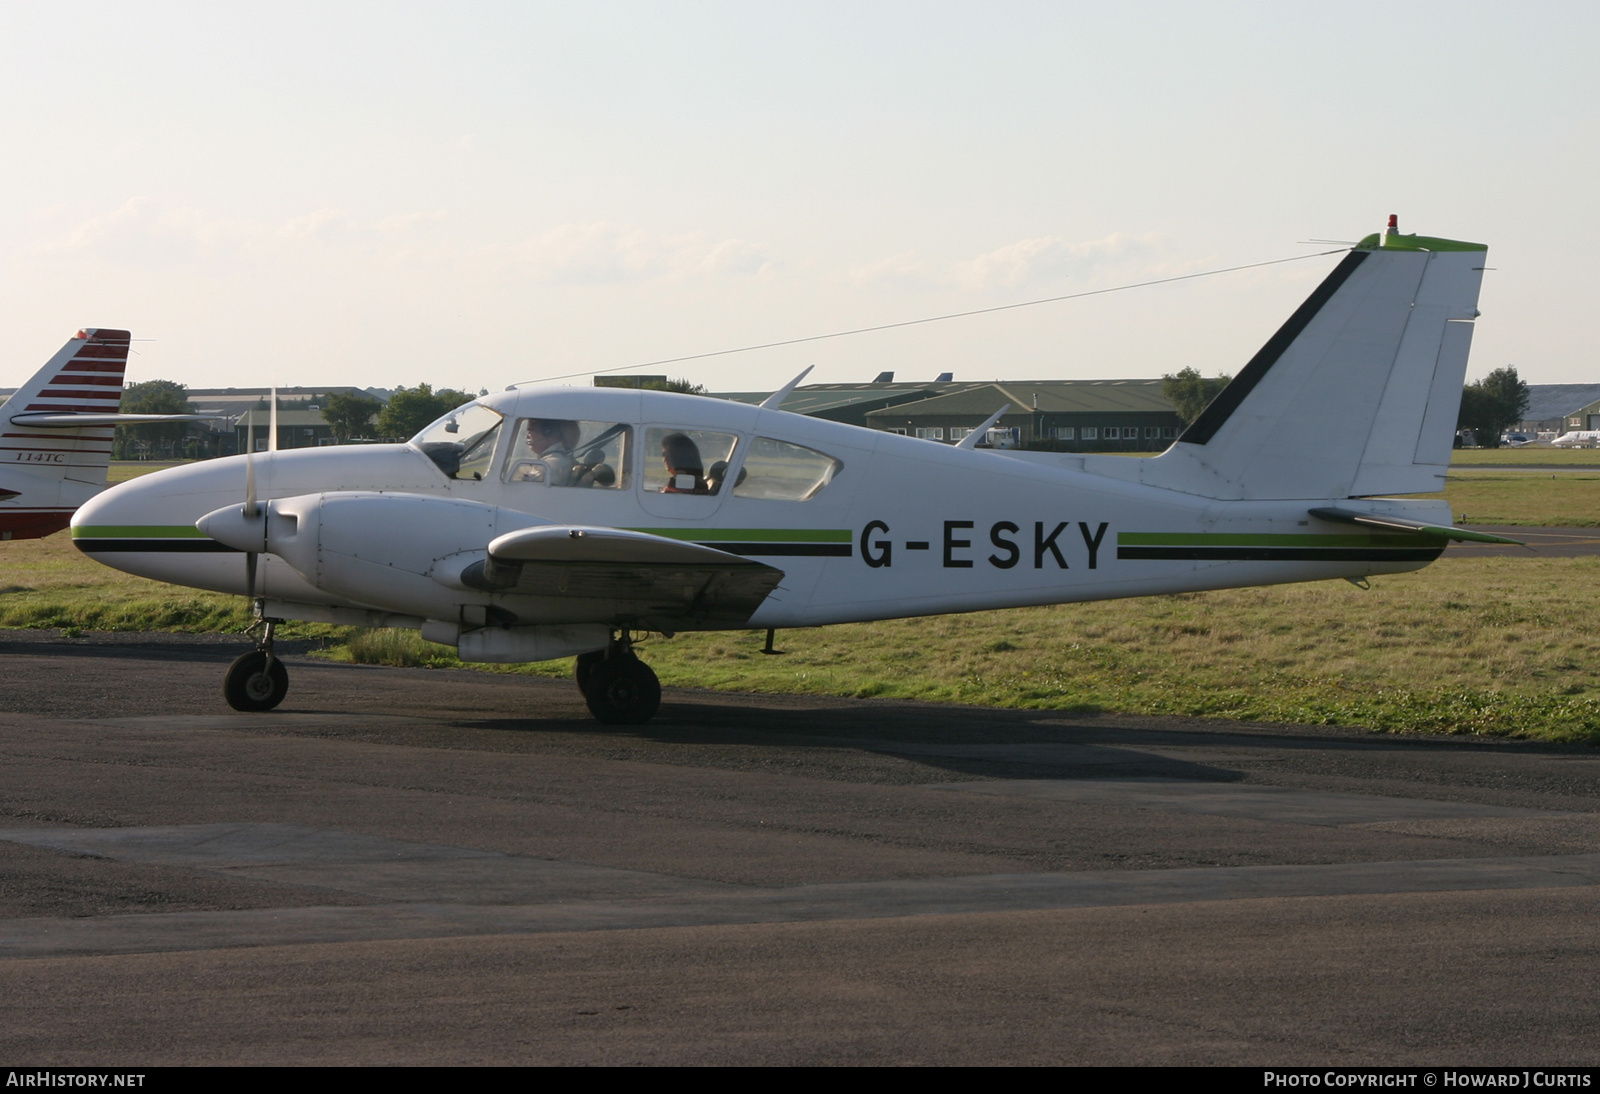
[
  {"left": 1515, "top": 384, "right": 1600, "bottom": 435},
  {"left": 711, "top": 375, "right": 1184, "bottom": 451}
]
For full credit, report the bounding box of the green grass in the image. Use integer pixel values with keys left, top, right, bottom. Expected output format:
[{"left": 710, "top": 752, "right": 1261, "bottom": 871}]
[
  {"left": 312, "top": 556, "right": 1600, "bottom": 744},
  {"left": 1423, "top": 473, "right": 1600, "bottom": 526},
  {"left": 107, "top": 460, "right": 196, "bottom": 484},
  {"left": 1451, "top": 448, "right": 1600, "bottom": 465},
  {"left": 0, "top": 531, "right": 332, "bottom": 639}
]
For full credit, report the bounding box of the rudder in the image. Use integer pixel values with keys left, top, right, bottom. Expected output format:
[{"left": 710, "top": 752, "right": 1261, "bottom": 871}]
[{"left": 1119, "top": 221, "right": 1485, "bottom": 501}]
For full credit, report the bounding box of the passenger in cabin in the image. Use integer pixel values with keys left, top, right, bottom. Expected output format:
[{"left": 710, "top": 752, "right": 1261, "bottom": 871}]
[
  {"left": 514, "top": 418, "right": 581, "bottom": 485},
  {"left": 660, "top": 432, "right": 709, "bottom": 494}
]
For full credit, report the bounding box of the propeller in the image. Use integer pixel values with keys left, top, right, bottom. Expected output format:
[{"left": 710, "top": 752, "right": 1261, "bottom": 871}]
[
  {"left": 239, "top": 385, "right": 277, "bottom": 599},
  {"left": 242, "top": 407, "right": 259, "bottom": 598}
]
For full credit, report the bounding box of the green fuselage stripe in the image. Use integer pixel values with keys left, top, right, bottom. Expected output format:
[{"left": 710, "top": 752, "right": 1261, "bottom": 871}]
[{"left": 72, "top": 525, "right": 206, "bottom": 538}]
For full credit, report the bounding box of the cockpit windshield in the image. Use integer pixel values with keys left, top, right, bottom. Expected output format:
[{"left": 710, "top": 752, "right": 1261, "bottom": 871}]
[{"left": 410, "top": 402, "right": 504, "bottom": 480}]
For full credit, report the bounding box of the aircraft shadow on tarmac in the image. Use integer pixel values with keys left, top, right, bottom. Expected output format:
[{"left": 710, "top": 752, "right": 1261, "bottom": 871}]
[
  {"left": 7, "top": 631, "right": 1593, "bottom": 787},
  {"left": 442, "top": 690, "right": 1596, "bottom": 785}
]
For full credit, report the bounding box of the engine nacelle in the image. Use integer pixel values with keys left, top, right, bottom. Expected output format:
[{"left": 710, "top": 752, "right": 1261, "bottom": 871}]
[{"left": 200, "top": 492, "right": 542, "bottom": 621}]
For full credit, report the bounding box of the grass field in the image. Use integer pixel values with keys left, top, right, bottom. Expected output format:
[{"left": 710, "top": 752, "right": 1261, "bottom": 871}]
[
  {"left": 1451, "top": 447, "right": 1600, "bottom": 466},
  {"left": 107, "top": 460, "right": 191, "bottom": 484},
  {"left": 1423, "top": 473, "right": 1600, "bottom": 527},
  {"left": 5, "top": 521, "right": 1599, "bottom": 743}
]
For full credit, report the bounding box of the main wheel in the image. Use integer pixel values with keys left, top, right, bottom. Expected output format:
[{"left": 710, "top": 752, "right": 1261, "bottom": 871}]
[
  {"left": 582, "top": 655, "right": 661, "bottom": 725},
  {"left": 223, "top": 651, "right": 289, "bottom": 712},
  {"left": 574, "top": 649, "right": 607, "bottom": 697}
]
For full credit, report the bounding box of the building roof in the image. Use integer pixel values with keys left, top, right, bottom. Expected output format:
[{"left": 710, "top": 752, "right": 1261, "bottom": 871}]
[
  {"left": 188, "top": 385, "right": 387, "bottom": 398},
  {"left": 231, "top": 409, "right": 332, "bottom": 428},
  {"left": 715, "top": 382, "right": 1019, "bottom": 425},
  {"left": 863, "top": 379, "right": 1175, "bottom": 419},
  {"left": 1520, "top": 384, "right": 1600, "bottom": 422},
  {"left": 715, "top": 382, "right": 964, "bottom": 414}
]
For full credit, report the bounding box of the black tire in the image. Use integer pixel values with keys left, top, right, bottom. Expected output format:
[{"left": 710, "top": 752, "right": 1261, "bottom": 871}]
[
  {"left": 574, "top": 649, "right": 607, "bottom": 697},
  {"left": 223, "top": 651, "right": 289, "bottom": 712},
  {"left": 582, "top": 656, "right": 661, "bottom": 725}
]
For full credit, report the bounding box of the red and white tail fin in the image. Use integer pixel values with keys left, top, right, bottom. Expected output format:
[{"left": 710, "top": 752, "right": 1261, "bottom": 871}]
[{"left": 0, "top": 328, "right": 131, "bottom": 539}]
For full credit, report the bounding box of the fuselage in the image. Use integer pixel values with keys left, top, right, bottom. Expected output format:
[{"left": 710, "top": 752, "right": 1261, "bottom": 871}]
[
  {"left": 0, "top": 457, "right": 104, "bottom": 539},
  {"left": 72, "top": 385, "right": 1453, "bottom": 632}
]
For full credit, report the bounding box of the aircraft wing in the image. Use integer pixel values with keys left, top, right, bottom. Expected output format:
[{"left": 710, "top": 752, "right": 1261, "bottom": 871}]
[{"left": 465, "top": 525, "right": 786, "bottom": 629}]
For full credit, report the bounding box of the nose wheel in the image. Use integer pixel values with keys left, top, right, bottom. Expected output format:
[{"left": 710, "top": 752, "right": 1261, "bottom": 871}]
[
  {"left": 575, "top": 634, "right": 660, "bottom": 725},
  {"left": 224, "top": 618, "right": 289, "bottom": 712}
]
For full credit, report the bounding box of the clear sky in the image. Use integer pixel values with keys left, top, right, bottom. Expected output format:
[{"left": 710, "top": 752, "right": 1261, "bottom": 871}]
[{"left": 2, "top": 1, "right": 1595, "bottom": 394}]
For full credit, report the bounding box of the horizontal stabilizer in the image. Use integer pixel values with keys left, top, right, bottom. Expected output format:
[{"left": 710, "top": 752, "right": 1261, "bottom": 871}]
[
  {"left": 1308, "top": 507, "right": 1523, "bottom": 545},
  {"left": 8, "top": 412, "right": 220, "bottom": 427}
]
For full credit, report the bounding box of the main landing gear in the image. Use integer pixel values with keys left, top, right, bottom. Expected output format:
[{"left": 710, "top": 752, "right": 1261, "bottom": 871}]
[
  {"left": 575, "top": 631, "right": 660, "bottom": 726},
  {"left": 224, "top": 616, "right": 289, "bottom": 712}
]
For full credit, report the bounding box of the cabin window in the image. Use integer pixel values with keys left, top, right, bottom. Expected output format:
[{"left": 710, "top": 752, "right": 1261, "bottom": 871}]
[
  {"left": 411, "top": 403, "right": 504, "bottom": 480},
  {"left": 732, "top": 437, "right": 843, "bottom": 502},
  {"left": 503, "top": 420, "right": 631, "bottom": 488},
  {"left": 642, "top": 427, "right": 739, "bottom": 495}
]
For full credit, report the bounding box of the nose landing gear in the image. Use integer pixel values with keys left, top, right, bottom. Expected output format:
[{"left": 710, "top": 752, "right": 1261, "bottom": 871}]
[
  {"left": 224, "top": 615, "right": 289, "bottom": 712},
  {"left": 575, "top": 631, "right": 660, "bottom": 725}
]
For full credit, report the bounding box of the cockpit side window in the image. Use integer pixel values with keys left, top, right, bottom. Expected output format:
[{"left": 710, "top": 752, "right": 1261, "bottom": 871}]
[
  {"left": 732, "top": 437, "right": 842, "bottom": 501},
  {"left": 410, "top": 403, "right": 504, "bottom": 480},
  {"left": 642, "top": 428, "right": 740, "bottom": 496},
  {"left": 503, "top": 420, "right": 632, "bottom": 488}
]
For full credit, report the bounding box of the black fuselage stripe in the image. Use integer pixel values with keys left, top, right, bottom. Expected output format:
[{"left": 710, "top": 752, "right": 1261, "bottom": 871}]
[
  {"left": 1178, "top": 250, "right": 1370, "bottom": 446},
  {"left": 74, "top": 539, "right": 240, "bottom": 553},
  {"left": 72, "top": 538, "right": 850, "bottom": 558},
  {"left": 1117, "top": 546, "right": 1443, "bottom": 562}
]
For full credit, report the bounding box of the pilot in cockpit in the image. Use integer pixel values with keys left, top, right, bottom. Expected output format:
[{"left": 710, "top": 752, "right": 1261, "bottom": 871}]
[{"left": 512, "top": 418, "right": 581, "bottom": 485}]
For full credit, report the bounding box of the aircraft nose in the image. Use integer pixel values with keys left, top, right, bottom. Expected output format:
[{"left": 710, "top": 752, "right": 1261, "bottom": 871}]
[
  {"left": 70, "top": 462, "right": 239, "bottom": 569},
  {"left": 69, "top": 478, "right": 164, "bottom": 569},
  {"left": 70, "top": 479, "right": 139, "bottom": 546}
]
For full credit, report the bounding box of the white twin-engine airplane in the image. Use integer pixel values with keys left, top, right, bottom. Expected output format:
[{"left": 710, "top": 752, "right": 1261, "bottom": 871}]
[
  {"left": 72, "top": 220, "right": 1515, "bottom": 725},
  {"left": 2, "top": 328, "right": 214, "bottom": 541}
]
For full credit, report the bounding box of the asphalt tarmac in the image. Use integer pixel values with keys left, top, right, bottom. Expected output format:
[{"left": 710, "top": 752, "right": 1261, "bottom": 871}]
[
  {"left": 1448, "top": 524, "right": 1600, "bottom": 557},
  {"left": 2, "top": 629, "right": 1599, "bottom": 1065}
]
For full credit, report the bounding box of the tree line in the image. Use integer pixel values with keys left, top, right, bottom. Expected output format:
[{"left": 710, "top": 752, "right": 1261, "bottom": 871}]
[{"left": 110, "top": 382, "right": 482, "bottom": 458}]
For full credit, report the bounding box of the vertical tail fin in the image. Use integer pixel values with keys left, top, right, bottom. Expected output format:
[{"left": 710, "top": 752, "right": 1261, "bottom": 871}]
[
  {"left": 1116, "top": 223, "right": 1486, "bottom": 500},
  {"left": 0, "top": 328, "right": 131, "bottom": 538}
]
